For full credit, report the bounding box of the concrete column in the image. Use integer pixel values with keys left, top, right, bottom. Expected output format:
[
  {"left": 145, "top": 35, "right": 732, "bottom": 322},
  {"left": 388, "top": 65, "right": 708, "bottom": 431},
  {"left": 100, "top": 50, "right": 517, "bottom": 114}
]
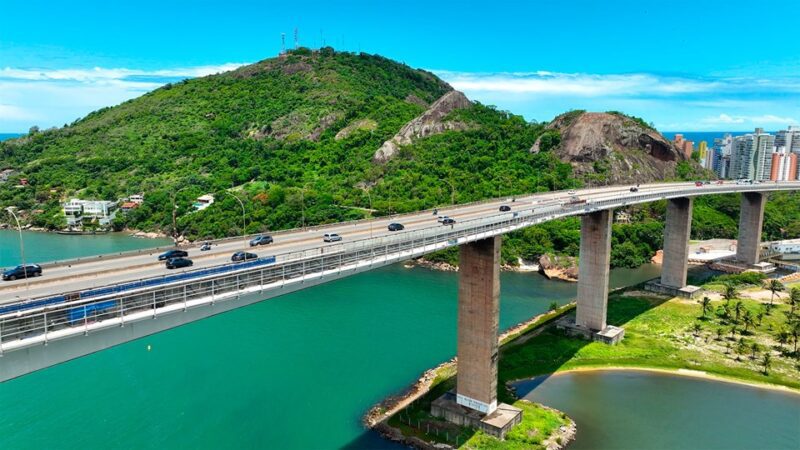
[
  {"left": 736, "top": 192, "right": 766, "bottom": 265},
  {"left": 576, "top": 210, "right": 612, "bottom": 331},
  {"left": 660, "top": 197, "right": 693, "bottom": 288},
  {"left": 456, "top": 236, "right": 500, "bottom": 415}
]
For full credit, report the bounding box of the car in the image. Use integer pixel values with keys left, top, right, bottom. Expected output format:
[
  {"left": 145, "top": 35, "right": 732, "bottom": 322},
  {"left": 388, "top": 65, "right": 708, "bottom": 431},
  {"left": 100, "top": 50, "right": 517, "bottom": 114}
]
[
  {"left": 323, "top": 233, "right": 342, "bottom": 242},
  {"left": 2, "top": 264, "right": 42, "bottom": 281},
  {"left": 249, "top": 235, "right": 274, "bottom": 247},
  {"left": 166, "top": 257, "right": 193, "bottom": 269},
  {"left": 694, "top": 181, "right": 704, "bottom": 187},
  {"left": 716, "top": 180, "right": 724, "bottom": 185},
  {"left": 499, "top": 205, "right": 511, "bottom": 212},
  {"left": 231, "top": 251, "right": 258, "bottom": 262},
  {"left": 704, "top": 180, "right": 711, "bottom": 185},
  {"left": 441, "top": 217, "right": 456, "bottom": 225},
  {"left": 387, "top": 223, "right": 404, "bottom": 231},
  {"left": 437, "top": 215, "right": 451, "bottom": 223},
  {"left": 629, "top": 186, "right": 639, "bottom": 192},
  {"left": 200, "top": 242, "right": 212, "bottom": 251},
  {"left": 158, "top": 249, "right": 188, "bottom": 261},
  {"left": 567, "top": 190, "right": 577, "bottom": 196}
]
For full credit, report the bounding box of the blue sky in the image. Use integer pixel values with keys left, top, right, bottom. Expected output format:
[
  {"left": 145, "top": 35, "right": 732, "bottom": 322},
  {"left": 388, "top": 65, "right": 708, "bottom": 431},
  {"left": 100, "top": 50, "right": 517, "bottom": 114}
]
[{"left": 1, "top": 0, "right": 799, "bottom": 132}]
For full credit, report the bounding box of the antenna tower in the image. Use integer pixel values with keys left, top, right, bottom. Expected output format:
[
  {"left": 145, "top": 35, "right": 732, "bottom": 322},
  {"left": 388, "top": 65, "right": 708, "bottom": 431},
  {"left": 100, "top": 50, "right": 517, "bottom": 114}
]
[
  {"left": 294, "top": 28, "right": 299, "bottom": 49},
  {"left": 281, "top": 33, "right": 286, "bottom": 55}
]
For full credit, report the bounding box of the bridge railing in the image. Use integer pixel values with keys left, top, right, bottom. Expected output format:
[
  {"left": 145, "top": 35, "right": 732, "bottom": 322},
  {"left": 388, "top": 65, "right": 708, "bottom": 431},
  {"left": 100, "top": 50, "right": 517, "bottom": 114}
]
[{"left": 1, "top": 182, "right": 797, "bottom": 353}]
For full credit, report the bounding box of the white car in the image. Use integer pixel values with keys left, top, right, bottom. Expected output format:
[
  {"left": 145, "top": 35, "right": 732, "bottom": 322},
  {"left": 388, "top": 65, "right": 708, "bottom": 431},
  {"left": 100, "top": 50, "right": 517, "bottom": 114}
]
[
  {"left": 437, "top": 215, "right": 451, "bottom": 223},
  {"left": 323, "top": 233, "right": 342, "bottom": 242}
]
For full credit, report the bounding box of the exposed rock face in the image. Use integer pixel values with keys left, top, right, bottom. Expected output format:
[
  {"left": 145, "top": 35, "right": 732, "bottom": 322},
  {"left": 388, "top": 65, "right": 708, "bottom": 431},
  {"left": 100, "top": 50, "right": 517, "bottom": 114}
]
[
  {"left": 335, "top": 119, "right": 378, "bottom": 140},
  {"left": 538, "top": 254, "right": 579, "bottom": 282},
  {"left": 531, "top": 112, "right": 699, "bottom": 185},
  {"left": 373, "top": 90, "right": 472, "bottom": 163}
]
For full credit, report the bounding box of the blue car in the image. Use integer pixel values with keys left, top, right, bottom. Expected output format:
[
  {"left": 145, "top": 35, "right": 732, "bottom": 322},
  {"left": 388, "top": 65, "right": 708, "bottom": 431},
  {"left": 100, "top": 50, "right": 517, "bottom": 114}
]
[
  {"left": 249, "top": 235, "right": 274, "bottom": 246},
  {"left": 3, "top": 264, "right": 42, "bottom": 281},
  {"left": 166, "top": 257, "right": 193, "bottom": 269}
]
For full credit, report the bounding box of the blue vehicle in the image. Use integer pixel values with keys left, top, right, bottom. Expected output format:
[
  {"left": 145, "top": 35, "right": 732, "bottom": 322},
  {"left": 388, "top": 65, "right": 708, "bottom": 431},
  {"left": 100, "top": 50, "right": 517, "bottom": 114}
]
[
  {"left": 166, "top": 257, "right": 193, "bottom": 269},
  {"left": 249, "top": 235, "right": 274, "bottom": 247},
  {"left": 3, "top": 264, "right": 42, "bottom": 281}
]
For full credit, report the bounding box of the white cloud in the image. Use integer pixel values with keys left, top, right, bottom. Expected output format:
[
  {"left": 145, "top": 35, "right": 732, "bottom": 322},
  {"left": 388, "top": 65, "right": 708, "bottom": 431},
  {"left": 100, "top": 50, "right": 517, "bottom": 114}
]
[
  {"left": 0, "top": 64, "right": 246, "bottom": 83},
  {"left": 702, "top": 113, "right": 797, "bottom": 126}
]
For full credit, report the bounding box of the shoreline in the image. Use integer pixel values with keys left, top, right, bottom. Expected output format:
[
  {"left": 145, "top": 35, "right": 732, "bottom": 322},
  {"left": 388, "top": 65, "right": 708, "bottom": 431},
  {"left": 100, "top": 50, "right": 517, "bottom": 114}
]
[{"left": 512, "top": 366, "right": 800, "bottom": 396}]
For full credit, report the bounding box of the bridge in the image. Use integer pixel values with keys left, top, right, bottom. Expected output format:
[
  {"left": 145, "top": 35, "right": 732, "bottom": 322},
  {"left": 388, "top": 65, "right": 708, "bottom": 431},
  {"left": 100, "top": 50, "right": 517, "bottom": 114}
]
[{"left": 1, "top": 180, "right": 799, "bottom": 433}]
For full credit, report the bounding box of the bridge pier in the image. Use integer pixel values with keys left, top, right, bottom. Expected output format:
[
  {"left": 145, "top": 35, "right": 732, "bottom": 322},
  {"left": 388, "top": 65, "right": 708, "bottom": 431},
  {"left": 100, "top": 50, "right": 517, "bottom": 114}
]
[
  {"left": 557, "top": 210, "right": 624, "bottom": 344},
  {"left": 644, "top": 198, "right": 703, "bottom": 299},
  {"left": 430, "top": 236, "right": 522, "bottom": 439},
  {"left": 736, "top": 192, "right": 766, "bottom": 265}
]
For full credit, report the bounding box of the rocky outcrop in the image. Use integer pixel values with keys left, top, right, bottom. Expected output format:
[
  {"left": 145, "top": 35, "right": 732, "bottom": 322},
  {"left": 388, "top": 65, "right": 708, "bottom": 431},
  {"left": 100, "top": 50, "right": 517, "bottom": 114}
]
[
  {"left": 334, "top": 119, "right": 378, "bottom": 140},
  {"left": 248, "top": 111, "right": 342, "bottom": 142},
  {"left": 373, "top": 91, "right": 472, "bottom": 163},
  {"left": 538, "top": 254, "right": 578, "bottom": 282},
  {"left": 530, "top": 111, "right": 703, "bottom": 185}
]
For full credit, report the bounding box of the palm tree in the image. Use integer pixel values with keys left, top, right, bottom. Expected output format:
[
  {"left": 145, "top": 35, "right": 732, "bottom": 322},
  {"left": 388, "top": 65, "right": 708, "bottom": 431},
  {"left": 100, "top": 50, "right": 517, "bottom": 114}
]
[
  {"left": 762, "top": 353, "right": 772, "bottom": 375},
  {"left": 737, "top": 338, "right": 748, "bottom": 356},
  {"left": 723, "top": 283, "right": 739, "bottom": 302},
  {"left": 750, "top": 342, "right": 760, "bottom": 360},
  {"left": 716, "top": 327, "right": 724, "bottom": 341},
  {"left": 764, "top": 279, "right": 785, "bottom": 308},
  {"left": 742, "top": 310, "right": 755, "bottom": 333},
  {"left": 700, "top": 296, "right": 712, "bottom": 318},
  {"left": 734, "top": 300, "right": 744, "bottom": 323},
  {"left": 776, "top": 329, "right": 790, "bottom": 352},
  {"left": 729, "top": 326, "right": 737, "bottom": 339},
  {"left": 693, "top": 323, "right": 702, "bottom": 336},
  {"left": 789, "top": 287, "right": 799, "bottom": 316},
  {"left": 792, "top": 322, "right": 800, "bottom": 354},
  {"left": 756, "top": 311, "right": 764, "bottom": 327}
]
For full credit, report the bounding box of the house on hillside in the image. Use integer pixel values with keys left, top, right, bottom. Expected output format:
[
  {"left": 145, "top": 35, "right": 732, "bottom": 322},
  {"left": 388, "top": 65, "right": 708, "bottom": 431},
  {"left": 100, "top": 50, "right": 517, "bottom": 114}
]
[
  {"left": 193, "top": 194, "right": 215, "bottom": 211},
  {"left": 0, "top": 168, "right": 16, "bottom": 183},
  {"left": 63, "top": 199, "right": 118, "bottom": 227}
]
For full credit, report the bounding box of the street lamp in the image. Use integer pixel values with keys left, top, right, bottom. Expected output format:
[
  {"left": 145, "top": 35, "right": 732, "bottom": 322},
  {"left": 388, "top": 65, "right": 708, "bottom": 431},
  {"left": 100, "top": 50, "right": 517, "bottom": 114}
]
[
  {"left": 170, "top": 186, "right": 192, "bottom": 246},
  {"left": 443, "top": 178, "right": 456, "bottom": 205},
  {"left": 360, "top": 186, "right": 374, "bottom": 239},
  {"left": 224, "top": 191, "right": 248, "bottom": 251},
  {"left": 5, "top": 207, "right": 29, "bottom": 294}
]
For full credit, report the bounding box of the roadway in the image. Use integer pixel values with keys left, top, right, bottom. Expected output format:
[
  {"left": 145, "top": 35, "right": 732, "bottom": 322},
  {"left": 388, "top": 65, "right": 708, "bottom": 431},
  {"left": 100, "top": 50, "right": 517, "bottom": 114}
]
[{"left": 0, "top": 181, "right": 789, "bottom": 303}]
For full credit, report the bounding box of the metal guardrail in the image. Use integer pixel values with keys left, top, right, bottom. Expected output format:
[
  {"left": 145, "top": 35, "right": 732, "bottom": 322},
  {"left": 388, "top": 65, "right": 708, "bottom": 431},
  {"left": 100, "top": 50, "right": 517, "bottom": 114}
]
[{"left": 1, "top": 182, "right": 798, "bottom": 354}]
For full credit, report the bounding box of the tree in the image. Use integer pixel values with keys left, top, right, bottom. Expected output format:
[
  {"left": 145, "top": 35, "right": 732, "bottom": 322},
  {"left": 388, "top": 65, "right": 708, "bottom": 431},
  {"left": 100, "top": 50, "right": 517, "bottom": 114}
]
[
  {"left": 742, "top": 310, "right": 755, "bottom": 333},
  {"left": 734, "top": 300, "right": 744, "bottom": 323},
  {"left": 548, "top": 301, "right": 558, "bottom": 312},
  {"left": 729, "top": 326, "right": 737, "bottom": 339},
  {"left": 756, "top": 311, "right": 764, "bottom": 327},
  {"left": 764, "top": 279, "right": 785, "bottom": 308},
  {"left": 776, "top": 329, "right": 790, "bottom": 352},
  {"left": 716, "top": 327, "right": 724, "bottom": 341},
  {"left": 762, "top": 353, "right": 772, "bottom": 375},
  {"left": 693, "top": 323, "right": 702, "bottom": 336},
  {"left": 723, "top": 283, "right": 739, "bottom": 302},
  {"left": 750, "top": 342, "right": 760, "bottom": 360},
  {"left": 789, "top": 287, "right": 799, "bottom": 316},
  {"left": 737, "top": 338, "right": 748, "bottom": 356},
  {"left": 700, "top": 296, "right": 712, "bottom": 318}
]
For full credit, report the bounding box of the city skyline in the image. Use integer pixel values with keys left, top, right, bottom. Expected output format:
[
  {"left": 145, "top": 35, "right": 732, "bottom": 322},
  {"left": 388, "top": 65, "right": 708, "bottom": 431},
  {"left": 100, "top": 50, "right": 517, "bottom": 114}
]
[{"left": 2, "top": 0, "right": 799, "bottom": 132}]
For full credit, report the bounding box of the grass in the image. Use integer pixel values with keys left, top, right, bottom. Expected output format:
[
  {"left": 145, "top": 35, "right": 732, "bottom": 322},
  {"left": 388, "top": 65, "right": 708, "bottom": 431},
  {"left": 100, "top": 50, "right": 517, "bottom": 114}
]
[{"left": 500, "top": 292, "right": 800, "bottom": 391}]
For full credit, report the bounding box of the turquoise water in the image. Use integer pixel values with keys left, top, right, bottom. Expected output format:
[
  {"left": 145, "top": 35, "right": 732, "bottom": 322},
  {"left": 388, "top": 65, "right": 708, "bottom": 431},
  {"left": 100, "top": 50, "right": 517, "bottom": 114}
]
[
  {"left": 0, "top": 133, "right": 23, "bottom": 141},
  {"left": 1, "top": 234, "right": 795, "bottom": 449},
  {"left": 0, "top": 230, "right": 171, "bottom": 267},
  {"left": 518, "top": 371, "right": 800, "bottom": 450}
]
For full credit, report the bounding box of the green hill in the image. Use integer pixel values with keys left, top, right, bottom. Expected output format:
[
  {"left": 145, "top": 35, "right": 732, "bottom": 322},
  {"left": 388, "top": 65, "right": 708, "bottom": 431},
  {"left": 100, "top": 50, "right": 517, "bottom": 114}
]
[{"left": 1, "top": 48, "right": 796, "bottom": 268}]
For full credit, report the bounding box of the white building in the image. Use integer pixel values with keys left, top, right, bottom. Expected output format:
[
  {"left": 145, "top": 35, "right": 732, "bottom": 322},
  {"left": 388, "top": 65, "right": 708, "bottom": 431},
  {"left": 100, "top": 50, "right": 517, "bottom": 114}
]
[
  {"left": 730, "top": 129, "right": 775, "bottom": 180},
  {"left": 63, "top": 199, "right": 118, "bottom": 226},
  {"left": 769, "top": 239, "right": 800, "bottom": 255},
  {"left": 129, "top": 194, "right": 144, "bottom": 204},
  {"left": 193, "top": 194, "right": 215, "bottom": 211}
]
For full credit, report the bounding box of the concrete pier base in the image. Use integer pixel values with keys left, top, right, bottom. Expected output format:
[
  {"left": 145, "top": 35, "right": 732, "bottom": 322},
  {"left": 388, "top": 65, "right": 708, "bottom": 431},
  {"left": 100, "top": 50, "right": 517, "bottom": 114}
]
[
  {"left": 556, "top": 316, "right": 625, "bottom": 345},
  {"left": 576, "top": 210, "right": 612, "bottom": 331},
  {"left": 736, "top": 192, "right": 766, "bottom": 265},
  {"left": 645, "top": 281, "right": 703, "bottom": 299},
  {"left": 431, "top": 392, "right": 522, "bottom": 440}
]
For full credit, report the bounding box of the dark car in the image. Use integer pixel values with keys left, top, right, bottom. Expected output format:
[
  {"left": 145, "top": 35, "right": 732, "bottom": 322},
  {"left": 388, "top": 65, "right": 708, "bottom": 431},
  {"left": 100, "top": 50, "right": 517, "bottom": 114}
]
[
  {"left": 158, "top": 249, "right": 188, "bottom": 261},
  {"left": 231, "top": 251, "right": 258, "bottom": 262},
  {"left": 629, "top": 186, "right": 639, "bottom": 192},
  {"left": 499, "top": 205, "right": 511, "bottom": 212},
  {"left": 2, "top": 264, "right": 42, "bottom": 281},
  {"left": 166, "top": 257, "right": 193, "bottom": 269},
  {"left": 388, "top": 223, "right": 404, "bottom": 231},
  {"left": 441, "top": 217, "right": 456, "bottom": 225},
  {"left": 249, "top": 235, "right": 273, "bottom": 247}
]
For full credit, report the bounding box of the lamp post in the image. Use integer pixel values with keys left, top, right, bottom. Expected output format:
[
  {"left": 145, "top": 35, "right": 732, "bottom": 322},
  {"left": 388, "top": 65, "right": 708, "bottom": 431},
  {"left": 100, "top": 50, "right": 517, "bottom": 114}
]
[
  {"left": 361, "top": 186, "right": 374, "bottom": 239},
  {"left": 5, "top": 207, "right": 29, "bottom": 294},
  {"left": 170, "top": 186, "right": 192, "bottom": 247},
  {"left": 224, "top": 191, "right": 248, "bottom": 251},
  {"left": 443, "top": 178, "right": 456, "bottom": 205}
]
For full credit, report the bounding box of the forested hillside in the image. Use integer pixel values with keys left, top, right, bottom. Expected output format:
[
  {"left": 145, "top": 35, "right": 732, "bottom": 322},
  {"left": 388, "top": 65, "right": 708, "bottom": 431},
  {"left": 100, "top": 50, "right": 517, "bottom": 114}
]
[{"left": 1, "top": 48, "right": 797, "bottom": 269}]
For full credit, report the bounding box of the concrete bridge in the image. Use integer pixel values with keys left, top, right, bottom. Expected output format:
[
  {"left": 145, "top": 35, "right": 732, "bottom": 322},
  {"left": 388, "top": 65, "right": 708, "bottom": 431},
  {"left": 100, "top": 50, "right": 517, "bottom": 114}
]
[{"left": 1, "top": 181, "right": 798, "bottom": 432}]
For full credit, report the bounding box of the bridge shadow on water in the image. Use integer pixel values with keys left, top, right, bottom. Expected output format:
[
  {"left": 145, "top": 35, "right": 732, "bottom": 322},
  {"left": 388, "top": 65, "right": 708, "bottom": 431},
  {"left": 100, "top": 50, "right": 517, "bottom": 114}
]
[{"left": 341, "top": 285, "right": 673, "bottom": 449}]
